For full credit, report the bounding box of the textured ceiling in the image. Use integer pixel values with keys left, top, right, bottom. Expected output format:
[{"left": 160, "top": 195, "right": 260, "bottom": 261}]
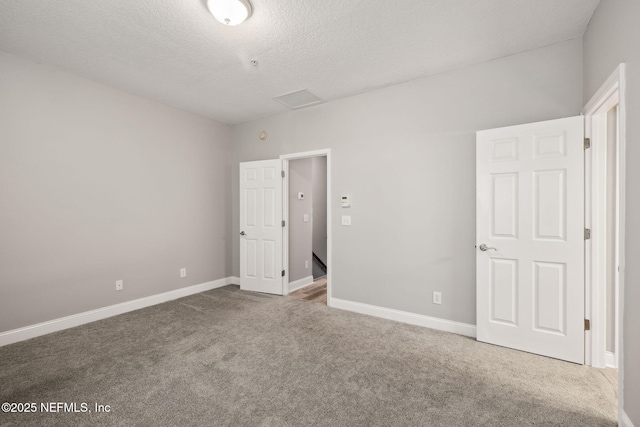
[{"left": 0, "top": 0, "right": 599, "bottom": 124}]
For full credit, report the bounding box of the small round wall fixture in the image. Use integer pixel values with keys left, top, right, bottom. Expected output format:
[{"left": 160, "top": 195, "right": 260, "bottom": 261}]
[
  {"left": 206, "top": 0, "right": 252, "bottom": 26},
  {"left": 258, "top": 131, "right": 268, "bottom": 141}
]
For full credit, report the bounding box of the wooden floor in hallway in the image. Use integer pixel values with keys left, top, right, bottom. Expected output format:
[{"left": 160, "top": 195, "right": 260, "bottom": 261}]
[{"left": 289, "top": 276, "right": 327, "bottom": 305}]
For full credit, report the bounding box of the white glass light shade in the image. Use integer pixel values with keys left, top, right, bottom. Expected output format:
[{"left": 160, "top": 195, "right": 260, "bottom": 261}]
[{"left": 206, "top": 0, "right": 252, "bottom": 26}]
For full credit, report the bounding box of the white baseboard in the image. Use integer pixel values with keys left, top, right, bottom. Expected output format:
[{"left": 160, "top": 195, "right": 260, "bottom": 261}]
[
  {"left": 605, "top": 351, "right": 617, "bottom": 369},
  {"left": 0, "top": 276, "right": 237, "bottom": 347},
  {"left": 286, "top": 275, "right": 314, "bottom": 294},
  {"left": 620, "top": 409, "right": 636, "bottom": 427},
  {"left": 330, "top": 298, "right": 476, "bottom": 338}
]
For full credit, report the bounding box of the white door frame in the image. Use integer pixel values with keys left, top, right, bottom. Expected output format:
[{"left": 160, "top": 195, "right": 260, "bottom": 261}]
[
  {"left": 280, "top": 149, "right": 332, "bottom": 306},
  {"left": 583, "top": 63, "right": 626, "bottom": 405}
]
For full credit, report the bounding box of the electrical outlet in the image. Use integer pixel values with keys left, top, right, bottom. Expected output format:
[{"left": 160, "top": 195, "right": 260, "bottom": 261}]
[
  {"left": 115, "top": 280, "right": 123, "bottom": 291},
  {"left": 433, "top": 291, "right": 442, "bottom": 305},
  {"left": 180, "top": 268, "right": 187, "bottom": 278},
  {"left": 305, "top": 260, "right": 309, "bottom": 269}
]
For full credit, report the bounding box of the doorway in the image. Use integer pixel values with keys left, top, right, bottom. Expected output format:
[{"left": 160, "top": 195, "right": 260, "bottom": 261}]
[
  {"left": 583, "top": 64, "right": 626, "bottom": 420},
  {"left": 475, "top": 59, "right": 626, "bottom": 371},
  {"left": 584, "top": 65, "right": 625, "bottom": 371},
  {"left": 281, "top": 149, "right": 332, "bottom": 306}
]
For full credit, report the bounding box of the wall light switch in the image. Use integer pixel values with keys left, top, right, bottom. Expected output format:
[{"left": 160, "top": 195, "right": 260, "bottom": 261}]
[
  {"left": 303, "top": 214, "right": 309, "bottom": 222},
  {"left": 180, "top": 268, "right": 187, "bottom": 278},
  {"left": 341, "top": 215, "right": 351, "bottom": 226}
]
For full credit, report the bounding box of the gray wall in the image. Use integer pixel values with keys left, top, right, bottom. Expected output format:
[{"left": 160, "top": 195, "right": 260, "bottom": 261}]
[
  {"left": 0, "top": 52, "right": 233, "bottom": 333},
  {"left": 584, "top": 1, "right": 640, "bottom": 424},
  {"left": 312, "top": 156, "right": 328, "bottom": 265},
  {"left": 288, "top": 158, "right": 313, "bottom": 282},
  {"left": 232, "top": 39, "right": 583, "bottom": 325}
]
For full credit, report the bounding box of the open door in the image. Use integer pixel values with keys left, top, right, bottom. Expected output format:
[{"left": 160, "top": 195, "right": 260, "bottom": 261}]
[
  {"left": 239, "top": 159, "right": 284, "bottom": 295},
  {"left": 476, "top": 116, "right": 585, "bottom": 363}
]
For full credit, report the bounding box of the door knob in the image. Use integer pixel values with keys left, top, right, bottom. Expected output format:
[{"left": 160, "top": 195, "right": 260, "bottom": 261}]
[
  {"left": 240, "top": 231, "right": 246, "bottom": 236},
  {"left": 479, "top": 244, "right": 497, "bottom": 251}
]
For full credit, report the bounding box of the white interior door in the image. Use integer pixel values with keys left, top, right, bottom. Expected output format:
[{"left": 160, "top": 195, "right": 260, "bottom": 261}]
[
  {"left": 476, "top": 116, "right": 585, "bottom": 364},
  {"left": 239, "top": 159, "right": 283, "bottom": 295}
]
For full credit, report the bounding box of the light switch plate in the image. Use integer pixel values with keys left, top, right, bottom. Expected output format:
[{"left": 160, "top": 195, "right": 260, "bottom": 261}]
[{"left": 341, "top": 215, "right": 351, "bottom": 226}]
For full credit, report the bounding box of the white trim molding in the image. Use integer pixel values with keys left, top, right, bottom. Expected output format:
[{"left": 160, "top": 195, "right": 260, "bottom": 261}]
[
  {"left": 583, "top": 63, "right": 633, "bottom": 427},
  {"left": 583, "top": 64, "right": 626, "bottom": 114},
  {"left": 583, "top": 64, "right": 625, "bottom": 369},
  {"left": 582, "top": 64, "right": 626, "bottom": 417},
  {"left": 332, "top": 298, "right": 476, "bottom": 338},
  {"left": 0, "top": 276, "right": 238, "bottom": 347},
  {"left": 619, "top": 410, "right": 635, "bottom": 427},
  {"left": 286, "top": 275, "right": 314, "bottom": 294},
  {"left": 605, "top": 351, "right": 617, "bottom": 369}
]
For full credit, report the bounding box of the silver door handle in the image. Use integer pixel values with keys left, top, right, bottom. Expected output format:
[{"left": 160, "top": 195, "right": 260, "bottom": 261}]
[
  {"left": 240, "top": 231, "right": 246, "bottom": 236},
  {"left": 479, "top": 244, "right": 497, "bottom": 251}
]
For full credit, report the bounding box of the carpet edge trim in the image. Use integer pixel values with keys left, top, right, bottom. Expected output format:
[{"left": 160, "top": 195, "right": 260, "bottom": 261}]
[
  {"left": 331, "top": 297, "right": 476, "bottom": 338},
  {"left": 0, "top": 276, "right": 238, "bottom": 347}
]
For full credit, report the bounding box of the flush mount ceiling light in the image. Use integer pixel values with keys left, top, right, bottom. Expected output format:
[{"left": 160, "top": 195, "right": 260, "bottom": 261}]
[{"left": 206, "top": 0, "right": 252, "bottom": 26}]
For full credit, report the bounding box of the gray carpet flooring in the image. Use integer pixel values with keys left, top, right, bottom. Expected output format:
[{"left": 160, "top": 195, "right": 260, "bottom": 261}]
[{"left": 0, "top": 285, "right": 617, "bottom": 426}]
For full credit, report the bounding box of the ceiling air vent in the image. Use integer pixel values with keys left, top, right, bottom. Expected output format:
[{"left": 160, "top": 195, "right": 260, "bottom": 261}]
[{"left": 273, "top": 89, "right": 324, "bottom": 110}]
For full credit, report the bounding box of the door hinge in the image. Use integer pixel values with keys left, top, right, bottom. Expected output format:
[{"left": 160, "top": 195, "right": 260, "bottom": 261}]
[
  {"left": 281, "top": 270, "right": 285, "bottom": 277},
  {"left": 585, "top": 319, "right": 591, "bottom": 331},
  {"left": 584, "top": 137, "right": 591, "bottom": 149},
  {"left": 281, "top": 220, "right": 285, "bottom": 227},
  {"left": 281, "top": 170, "right": 285, "bottom": 178},
  {"left": 584, "top": 228, "right": 591, "bottom": 240}
]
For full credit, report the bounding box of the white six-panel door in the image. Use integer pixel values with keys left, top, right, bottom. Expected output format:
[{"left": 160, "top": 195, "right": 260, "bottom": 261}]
[
  {"left": 239, "top": 159, "right": 283, "bottom": 295},
  {"left": 476, "top": 116, "right": 584, "bottom": 364}
]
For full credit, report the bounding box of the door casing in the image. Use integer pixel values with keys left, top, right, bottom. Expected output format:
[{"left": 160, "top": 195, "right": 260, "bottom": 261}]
[
  {"left": 281, "top": 149, "right": 333, "bottom": 306},
  {"left": 582, "top": 64, "right": 626, "bottom": 427}
]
